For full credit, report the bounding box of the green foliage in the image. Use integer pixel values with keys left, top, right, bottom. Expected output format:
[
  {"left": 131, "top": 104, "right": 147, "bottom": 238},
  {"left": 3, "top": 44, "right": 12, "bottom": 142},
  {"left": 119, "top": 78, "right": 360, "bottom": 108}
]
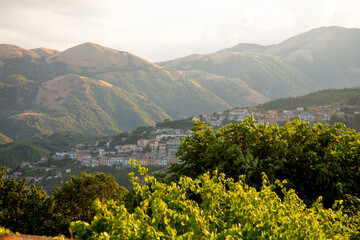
[
  {"left": 329, "top": 112, "right": 360, "bottom": 132},
  {"left": 110, "top": 132, "right": 129, "bottom": 146},
  {"left": 0, "top": 57, "right": 69, "bottom": 82},
  {"left": 156, "top": 117, "right": 194, "bottom": 130},
  {"left": 170, "top": 118, "right": 360, "bottom": 208},
  {"left": 2, "top": 74, "right": 31, "bottom": 86},
  {"left": 0, "top": 132, "right": 12, "bottom": 145},
  {"left": 71, "top": 163, "right": 360, "bottom": 239},
  {"left": 0, "top": 142, "right": 50, "bottom": 168},
  {"left": 0, "top": 74, "right": 40, "bottom": 112},
  {"left": 0, "top": 226, "right": 12, "bottom": 234},
  {"left": 24, "top": 131, "right": 106, "bottom": 152},
  {"left": 0, "top": 167, "right": 58, "bottom": 236},
  {"left": 53, "top": 172, "right": 128, "bottom": 235},
  {"left": 132, "top": 125, "right": 155, "bottom": 135},
  {"left": 257, "top": 88, "right": 360, "bottom": 111}
]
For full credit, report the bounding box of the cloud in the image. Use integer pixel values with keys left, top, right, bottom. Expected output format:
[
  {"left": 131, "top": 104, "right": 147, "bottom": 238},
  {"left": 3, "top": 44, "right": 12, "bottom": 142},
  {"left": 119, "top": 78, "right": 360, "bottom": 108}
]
[{"left": 0, "top": 0, "right": 359, "bottom": 61}]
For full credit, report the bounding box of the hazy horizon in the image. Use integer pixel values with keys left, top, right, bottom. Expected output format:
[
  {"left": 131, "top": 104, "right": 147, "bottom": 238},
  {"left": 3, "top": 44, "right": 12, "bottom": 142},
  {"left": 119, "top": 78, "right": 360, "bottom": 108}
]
[{"left": 1, "top": 0, "right": 360, "bottom": 62}]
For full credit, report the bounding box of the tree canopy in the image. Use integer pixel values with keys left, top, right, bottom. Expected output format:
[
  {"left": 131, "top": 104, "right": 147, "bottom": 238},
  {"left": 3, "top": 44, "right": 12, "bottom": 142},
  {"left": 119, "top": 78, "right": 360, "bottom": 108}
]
[
  {"left": 168, "top": 118, "right": 360, "bottom": 209},
  {"left": 0, "top": 167, "right": 57, "bottom": 236},
  {"left": 0, "top": 169, "right": 128, "bottom": 237},
  {"left": 71, "top": 163, "right": 360, "bottom": 239},
  {"left": 53, "top": 172, "right": 128, "bottom": 235}
]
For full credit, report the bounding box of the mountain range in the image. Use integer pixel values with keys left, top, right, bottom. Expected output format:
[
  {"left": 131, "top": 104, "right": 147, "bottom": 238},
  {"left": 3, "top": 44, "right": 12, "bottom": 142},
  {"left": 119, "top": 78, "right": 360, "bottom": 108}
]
[{"left": 0, "top": 26, "right": 359, "bottom": 140}]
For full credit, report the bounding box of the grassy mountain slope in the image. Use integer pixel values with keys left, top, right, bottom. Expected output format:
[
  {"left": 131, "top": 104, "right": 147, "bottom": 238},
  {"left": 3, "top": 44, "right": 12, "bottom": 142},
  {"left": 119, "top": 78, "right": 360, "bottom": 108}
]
[
  {"left": 220, "top": 27, "right": 360, "bottom": 90},
  {"left": 264, "top": 27, "right": 360, "bottom": 88},
  {"left": 47, "top": 42, "right": 232, "bottom": 118},
  {"left": 1, "top": 74, "right": 172, "bottom": 139},
  {"left": 0, "top": 43, "right": 235, "bottom": 140},
  {"left": 2, "top": 27, "right": 359, "bottom": 140},
  {"left": 158, "top": 51, "right": 318, "bottom": 99},
  {"left": 0, "top": 44, "right": 41, "bottom": 59},
  {"left": 257, "top": 88, "right": 360, "bottom": 110},
  {"left": 93, "top": 69, "right": 232, "bottom": 118},
  {"left": 181, "top": 70, "right": 269, "bottom": 106},
  {"left": 0, "top": 132, "right": 12, "bottom": 144}
]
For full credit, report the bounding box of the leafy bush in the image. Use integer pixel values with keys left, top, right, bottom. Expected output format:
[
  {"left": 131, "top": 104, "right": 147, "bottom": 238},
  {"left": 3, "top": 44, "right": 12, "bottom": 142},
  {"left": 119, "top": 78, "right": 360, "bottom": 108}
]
[
  {"left": 53, "top": 172, "right": 129, "bottom": 235},
  {"left": 71, "top": 162, "right": 360, "bottom": 239},
  {"left": 0, "top": 167, "right": 58, "bottom": 236},
  {"left": 0, "top": 168, "right": 129, "bottom": 237},
  {"left": 156, "top": 118, "right": 194, "bottom": 130},
  {"left": 169, "top": 118, "right": 360, "bottom": 208}
]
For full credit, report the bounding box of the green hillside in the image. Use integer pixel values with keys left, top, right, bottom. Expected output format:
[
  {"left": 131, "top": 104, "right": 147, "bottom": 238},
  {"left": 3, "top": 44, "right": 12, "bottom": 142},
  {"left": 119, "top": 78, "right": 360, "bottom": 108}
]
[
  {"left": 257, "top": 88, "right": 360, "bottom": 110},
  {"left": 0, "top": 43, "right": 234, "bottom": 140},
  {"left": 0, "top": 74, "right": 172, "bottom": 139},
  {"left": 158, "top": 52, "right": 319, "bottom": 99},
  {"left": 180, "top": 70, "right": 269, "bottom": 107},
  {"left": 1, "top": 28, "right": 359, "bottom": 140},
  {"left": 0, "top": 132, "right": 12, "bottom": 144},
  {"left": 264, "top": 27, "right": 360, "bottom": 89},
  {"left": 0, "top": 142, "right": 50, "bottom": 168}
]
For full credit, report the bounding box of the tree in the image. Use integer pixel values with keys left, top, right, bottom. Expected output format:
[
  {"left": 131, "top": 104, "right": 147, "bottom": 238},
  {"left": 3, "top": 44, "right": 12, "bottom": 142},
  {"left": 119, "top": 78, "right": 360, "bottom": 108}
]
[
  {"left": 71, "top": 164, "right": 360, "bottom": 239},
  {"left": 168, "top": 118, "right": 360, "bottom": 208},
  {"left": 329, "top": 112, "right": 343, "bottom": 126},
  {"left": 53, "top": 172, "right": 128, "bottom": 235},
  {"left": 0, "top": 167, "right": 58, "bottom": 236}
]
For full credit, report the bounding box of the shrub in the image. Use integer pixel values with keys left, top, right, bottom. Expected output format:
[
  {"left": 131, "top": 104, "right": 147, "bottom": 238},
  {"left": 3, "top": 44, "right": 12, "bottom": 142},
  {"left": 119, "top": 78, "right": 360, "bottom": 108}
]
[
  {"left": 71, "top": 162, "right": 360, "bottom": 239},
  {"left": 169, "top": 118, "right": 360, "bottom": 208}
]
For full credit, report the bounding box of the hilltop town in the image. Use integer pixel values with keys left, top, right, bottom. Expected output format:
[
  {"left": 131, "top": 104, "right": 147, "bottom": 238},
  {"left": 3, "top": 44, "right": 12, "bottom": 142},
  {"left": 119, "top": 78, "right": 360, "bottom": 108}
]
[{"left": 4, "top": 101, "right": 358, "bottom": 192}]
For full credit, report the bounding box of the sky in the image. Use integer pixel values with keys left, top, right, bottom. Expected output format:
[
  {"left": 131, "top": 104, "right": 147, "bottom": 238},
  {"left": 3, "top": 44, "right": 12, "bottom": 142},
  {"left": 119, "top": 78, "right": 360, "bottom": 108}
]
[{"left": 0, "top": 0, "right": 360, "bottom": 62}]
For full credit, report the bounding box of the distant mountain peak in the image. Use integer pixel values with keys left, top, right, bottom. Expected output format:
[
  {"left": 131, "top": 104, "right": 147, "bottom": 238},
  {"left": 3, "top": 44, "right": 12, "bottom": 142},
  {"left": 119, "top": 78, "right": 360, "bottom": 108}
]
[
  {"left": 31, "top": 47, "right": 59, "bottom": 57},
  {"left": 46, "top": 42, "right": 153, "bottom": 69},
  {"left": 264, "top": 26, "right": 360, "bottom": 58},
  {"left": 218, "top": 43, "right": 268, "bottom": 53},
  {"left": 0, "top": 44, "right": 41, "bottom": 59}
]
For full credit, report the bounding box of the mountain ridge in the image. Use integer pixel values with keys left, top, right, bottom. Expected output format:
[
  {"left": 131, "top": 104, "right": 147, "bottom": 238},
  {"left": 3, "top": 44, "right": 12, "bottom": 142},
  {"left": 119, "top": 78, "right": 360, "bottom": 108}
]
[
  {"left": 1, "top": 26, "right": 359, "bottom": 140},
  {"left": 0, "top": 43, "right": 260, "bottom": 140}
]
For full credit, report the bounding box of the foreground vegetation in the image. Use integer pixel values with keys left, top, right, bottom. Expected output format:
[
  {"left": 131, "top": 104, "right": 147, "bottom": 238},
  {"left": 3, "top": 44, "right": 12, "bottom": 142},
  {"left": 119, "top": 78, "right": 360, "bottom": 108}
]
[
  {"left": 1, "top": 119, "right": 360, "bottom": 238},
  {"left": 168, "top": 118, "right": 360, "bottom": 209},
  {"left": 0, "top": 169, "right": 128, "bottom": 237},
  {"left": 72, "top": 162, "right": 359, "bottom": 239}
]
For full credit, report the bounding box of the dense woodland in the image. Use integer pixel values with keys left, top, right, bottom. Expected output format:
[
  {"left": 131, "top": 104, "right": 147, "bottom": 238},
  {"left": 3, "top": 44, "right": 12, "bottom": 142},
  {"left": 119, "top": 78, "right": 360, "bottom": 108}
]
[{"left": 257, "top": 88, "right": 360, "bottom": 110}]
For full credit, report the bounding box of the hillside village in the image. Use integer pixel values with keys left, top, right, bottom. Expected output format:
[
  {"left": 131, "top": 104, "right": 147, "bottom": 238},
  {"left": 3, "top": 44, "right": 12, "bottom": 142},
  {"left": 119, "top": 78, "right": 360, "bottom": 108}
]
[
  {"left": 197, "top": 104, "right": 344, "bottom": 127},
  {"left": 44, "top": 105, "right": 343, "bottom": 167},
  {"left": 4, "top": 102, "right": 358, "bottom": 188}
]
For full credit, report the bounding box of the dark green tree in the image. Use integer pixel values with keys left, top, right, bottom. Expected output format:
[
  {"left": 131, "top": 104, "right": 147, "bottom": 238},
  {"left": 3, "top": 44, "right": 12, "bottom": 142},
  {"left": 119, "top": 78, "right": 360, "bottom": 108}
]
[
  {"left": 0, "top": 167, "right": 58, "bottom": 236},
  {"left": 168, "top": 118, "right": 360, "bottom": 208},
  {"left": 53, "top": 172, "right": 128, "bottom": 235},
  {"left": 70, "top": 164, "right": 360, "bottom": 239}
]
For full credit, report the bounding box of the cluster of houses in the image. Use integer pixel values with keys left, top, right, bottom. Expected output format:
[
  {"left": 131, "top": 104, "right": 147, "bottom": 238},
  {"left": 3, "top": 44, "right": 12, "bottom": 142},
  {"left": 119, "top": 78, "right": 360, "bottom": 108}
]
[
  {"left": 193, "top": 105, "right": 342, "bottom": 127},
  {"left": 51, "top": 105, "right": 344, "bottom": 169},
  {"left": 3, "top": 156, "right": 71, "bottom": 183},
  {"left": 6, "top": 104, "right": 349, "bottom": 184},
  {"left": 53, "top": 129, "right": 191, "bottom": 168}
]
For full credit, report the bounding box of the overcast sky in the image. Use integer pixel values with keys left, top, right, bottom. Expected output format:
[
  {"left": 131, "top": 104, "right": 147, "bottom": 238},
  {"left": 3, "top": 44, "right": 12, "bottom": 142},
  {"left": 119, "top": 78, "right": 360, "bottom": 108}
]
[{"left": 0, "top": 0, "right": 359, "bottom": 62}]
